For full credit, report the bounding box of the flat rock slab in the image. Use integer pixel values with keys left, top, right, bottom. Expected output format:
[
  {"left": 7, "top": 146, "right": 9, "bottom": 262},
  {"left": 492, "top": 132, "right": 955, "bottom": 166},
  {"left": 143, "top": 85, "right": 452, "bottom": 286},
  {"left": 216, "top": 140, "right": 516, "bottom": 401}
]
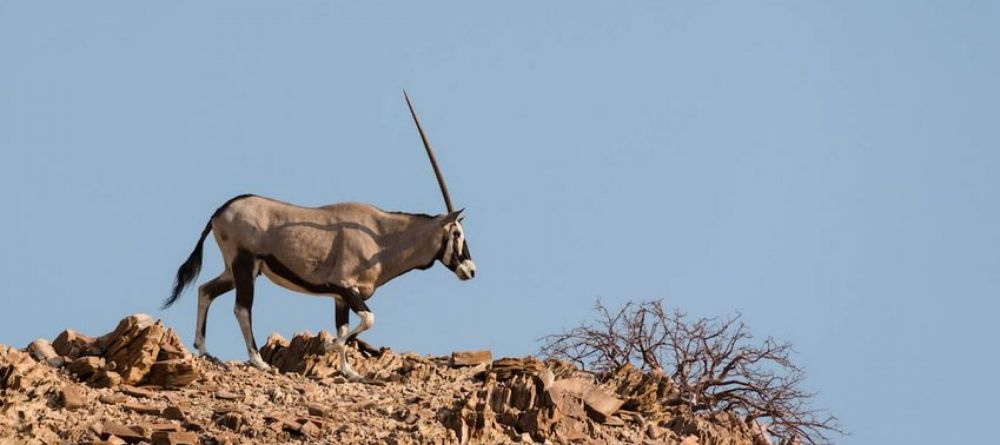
[
  {"left": 120, "top": 385, "right": 159, "bottom": 399},
  {"left": 214, "top": 390, "right": 242, "bottom": 400},
  {"left": 449, "top": 350, "right": 493, "bottom": 367},
  {"left": 151, "top": 431, "right": 199, "bottom": 445},
  {"left": 100, "top": 423, "right": 148, "bottom": 444}
]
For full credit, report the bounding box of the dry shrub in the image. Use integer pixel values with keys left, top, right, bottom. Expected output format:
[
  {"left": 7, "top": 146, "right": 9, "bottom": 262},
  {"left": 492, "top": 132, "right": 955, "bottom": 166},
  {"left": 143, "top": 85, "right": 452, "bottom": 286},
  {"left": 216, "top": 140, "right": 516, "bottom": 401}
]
[{"left": 539, "top": 299, "right": 843, "bottom": 445}]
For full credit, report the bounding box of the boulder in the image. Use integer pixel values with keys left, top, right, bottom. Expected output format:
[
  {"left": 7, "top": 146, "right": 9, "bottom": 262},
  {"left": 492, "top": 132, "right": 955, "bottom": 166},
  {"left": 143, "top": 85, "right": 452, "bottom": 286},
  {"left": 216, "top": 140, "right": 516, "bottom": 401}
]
[
  {"left": 68, "top": 356, "right": 105, "bottom": 380},
  {"left": 548, "top": 378, "right": 624, "bottom": 422},
  {"left": 145, "top": 359, "right": 198, "bottom": 387},
  {"left": 27, "top": 338, "right": 61, "bottom": 366},
  {"left": 52, "top": 329, "right": 97, "bottom": 359},
  {"left": 104, "top": 319, "right": 166, "bottom": 384}
]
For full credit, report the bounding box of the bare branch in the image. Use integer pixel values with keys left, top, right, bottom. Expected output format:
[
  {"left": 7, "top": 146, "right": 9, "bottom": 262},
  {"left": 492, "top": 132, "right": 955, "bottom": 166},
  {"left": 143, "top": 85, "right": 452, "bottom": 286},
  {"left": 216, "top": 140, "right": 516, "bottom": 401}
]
[{"left": 538, "top": 299, "right": 844, "bottom": 445}]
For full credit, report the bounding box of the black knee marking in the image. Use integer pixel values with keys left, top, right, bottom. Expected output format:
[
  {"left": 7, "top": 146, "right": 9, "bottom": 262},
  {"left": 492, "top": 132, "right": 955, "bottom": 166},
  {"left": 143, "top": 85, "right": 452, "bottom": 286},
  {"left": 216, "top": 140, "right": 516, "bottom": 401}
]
[
  {"left": 232, "top": 249, "right": 259, "bottom": 351},
  {"left": 199, "top": 277, "right": 234, "bottom": 340},
  {"left": 342, "top": 289, "right": 371, "bottom": 345},
  {"left": 343, "top": 289, "right": 371, "bottom": 314}
]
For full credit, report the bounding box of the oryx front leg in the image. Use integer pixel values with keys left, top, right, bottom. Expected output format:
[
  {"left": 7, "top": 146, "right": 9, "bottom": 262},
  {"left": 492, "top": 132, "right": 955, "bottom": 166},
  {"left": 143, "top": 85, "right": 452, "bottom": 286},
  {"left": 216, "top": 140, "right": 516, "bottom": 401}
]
[
  {"left": 193, "top": 273, "right": 233, "bottom": 358},
  {"left": 232, "top": 250, "right": 270, "bottom": 371},
  {"left": 331, "top": 290, "right": 374, "bottom": 381}
]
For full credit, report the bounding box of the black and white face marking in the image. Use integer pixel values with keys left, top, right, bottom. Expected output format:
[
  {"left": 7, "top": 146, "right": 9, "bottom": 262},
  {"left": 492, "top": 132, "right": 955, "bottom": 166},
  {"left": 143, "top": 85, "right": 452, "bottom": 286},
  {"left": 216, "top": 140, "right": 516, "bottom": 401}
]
[{"left": 441, "top": 221, "right": 476, "bottom": 280}]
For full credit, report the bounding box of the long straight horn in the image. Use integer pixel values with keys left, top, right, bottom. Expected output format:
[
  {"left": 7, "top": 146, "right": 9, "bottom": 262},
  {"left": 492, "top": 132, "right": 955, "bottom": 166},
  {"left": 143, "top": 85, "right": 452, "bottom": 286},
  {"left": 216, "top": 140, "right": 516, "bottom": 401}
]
[{"left": 404, "top": 90, "right": 454, "bottom": 213}]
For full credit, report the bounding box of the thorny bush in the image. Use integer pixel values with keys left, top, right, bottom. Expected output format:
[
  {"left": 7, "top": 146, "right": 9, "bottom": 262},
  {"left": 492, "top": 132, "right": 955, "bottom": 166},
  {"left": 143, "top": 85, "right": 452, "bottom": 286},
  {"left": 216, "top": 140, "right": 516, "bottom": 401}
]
[{"left": 539, "top": 299, "right": 843, "bottom": 445}]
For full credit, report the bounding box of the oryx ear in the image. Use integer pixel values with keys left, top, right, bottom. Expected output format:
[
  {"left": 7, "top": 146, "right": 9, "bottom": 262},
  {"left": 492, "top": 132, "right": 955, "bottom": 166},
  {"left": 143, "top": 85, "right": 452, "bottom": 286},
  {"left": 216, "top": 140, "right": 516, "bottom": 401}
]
[{"left": 443, "top": 208, "right": 465, "bottom": 223}]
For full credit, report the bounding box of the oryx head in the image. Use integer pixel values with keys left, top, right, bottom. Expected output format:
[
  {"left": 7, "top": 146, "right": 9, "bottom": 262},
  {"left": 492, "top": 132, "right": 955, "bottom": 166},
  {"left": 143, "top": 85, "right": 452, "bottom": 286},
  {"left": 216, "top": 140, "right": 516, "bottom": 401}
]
[
  {"left": 439, "top": 210, "right": 475, "bottom": 280},
  {"left": 405, "top": 90, "right": 477, "bottom": 281}
]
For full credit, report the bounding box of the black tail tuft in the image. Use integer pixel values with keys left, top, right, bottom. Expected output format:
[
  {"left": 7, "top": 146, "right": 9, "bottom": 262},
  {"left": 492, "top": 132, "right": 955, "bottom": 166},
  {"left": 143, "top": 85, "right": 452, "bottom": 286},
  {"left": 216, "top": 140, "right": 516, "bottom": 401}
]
[
  {"left": 162, "top": 194, "right": 254, "bottom": 309},
  {"left": 163, "top": 221, "right": 213, "bottom": 309}
]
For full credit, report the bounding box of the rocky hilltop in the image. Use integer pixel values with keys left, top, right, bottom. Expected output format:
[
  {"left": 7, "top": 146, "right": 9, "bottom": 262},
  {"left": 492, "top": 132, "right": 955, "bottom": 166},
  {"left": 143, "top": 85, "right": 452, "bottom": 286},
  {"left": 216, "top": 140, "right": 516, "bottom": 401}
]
[{"left": 1, "top": 315, "right": 760, "bottom": 445}]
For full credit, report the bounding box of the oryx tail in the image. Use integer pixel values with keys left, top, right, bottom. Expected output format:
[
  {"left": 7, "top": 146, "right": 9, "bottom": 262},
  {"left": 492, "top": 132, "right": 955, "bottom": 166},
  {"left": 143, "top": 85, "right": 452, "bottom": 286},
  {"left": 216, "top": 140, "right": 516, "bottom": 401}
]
[{"left": 163, "top": 194, "right": 252, "bottom": 309}]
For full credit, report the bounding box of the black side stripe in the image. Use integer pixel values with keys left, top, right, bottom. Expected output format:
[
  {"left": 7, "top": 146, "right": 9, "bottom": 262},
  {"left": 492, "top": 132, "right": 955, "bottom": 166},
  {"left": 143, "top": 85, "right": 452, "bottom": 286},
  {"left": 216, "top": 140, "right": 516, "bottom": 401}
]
[{"left": 259, "top": 254, "right": 352, "bottom": 295}]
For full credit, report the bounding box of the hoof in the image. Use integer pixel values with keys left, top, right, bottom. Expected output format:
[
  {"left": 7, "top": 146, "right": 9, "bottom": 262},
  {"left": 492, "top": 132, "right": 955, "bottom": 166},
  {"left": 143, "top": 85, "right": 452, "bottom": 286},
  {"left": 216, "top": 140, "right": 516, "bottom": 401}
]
[
  {"left": 247, "top": 358, "right": 272, "bottom": 371},
  {"left": 340, "top": 369, "right": 364, "bottom": 382}
]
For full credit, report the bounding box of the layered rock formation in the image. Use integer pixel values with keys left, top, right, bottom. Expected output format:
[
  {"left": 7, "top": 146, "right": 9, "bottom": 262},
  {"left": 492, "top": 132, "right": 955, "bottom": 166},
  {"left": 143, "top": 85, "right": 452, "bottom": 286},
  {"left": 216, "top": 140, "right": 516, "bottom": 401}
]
[{"left": 1, "top": 316, "right": 759, "bottom": 445}]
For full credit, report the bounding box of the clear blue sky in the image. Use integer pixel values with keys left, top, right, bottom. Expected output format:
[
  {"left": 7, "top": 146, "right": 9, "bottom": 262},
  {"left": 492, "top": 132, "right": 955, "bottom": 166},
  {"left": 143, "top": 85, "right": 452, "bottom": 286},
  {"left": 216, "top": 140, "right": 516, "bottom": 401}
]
[{"left": 1, "top": 2, "right": 997, "bottom": 443}]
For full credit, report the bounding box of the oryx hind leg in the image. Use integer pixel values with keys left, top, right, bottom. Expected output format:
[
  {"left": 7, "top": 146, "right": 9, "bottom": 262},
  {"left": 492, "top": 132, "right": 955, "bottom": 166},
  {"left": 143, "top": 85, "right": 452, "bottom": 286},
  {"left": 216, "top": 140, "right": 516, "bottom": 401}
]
[
  {"left": 330, "top": 290, "right": 373, "bottom": 381},
  {"left": 232, "top": 249, "right": 270, "bottom": 370},
  {"left": 193, "top": 272, "right": 234, "bottom": 357}
]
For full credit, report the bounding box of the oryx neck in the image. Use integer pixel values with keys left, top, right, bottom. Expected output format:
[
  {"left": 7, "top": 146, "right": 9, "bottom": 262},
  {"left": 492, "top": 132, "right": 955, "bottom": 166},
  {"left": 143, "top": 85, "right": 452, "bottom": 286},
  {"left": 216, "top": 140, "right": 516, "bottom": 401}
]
[{"left": 372, "top": 213, "right": 446, "bottom": 287}]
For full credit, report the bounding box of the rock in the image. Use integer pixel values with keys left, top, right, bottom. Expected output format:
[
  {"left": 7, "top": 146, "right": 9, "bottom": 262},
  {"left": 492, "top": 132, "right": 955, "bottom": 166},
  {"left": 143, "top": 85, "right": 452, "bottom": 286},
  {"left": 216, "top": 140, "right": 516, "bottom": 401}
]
[
  {"left": 1, "top": 320, "right": 762, "bottom": 445},
  {"left": 161, "top": 404, "right": 189, "bottom": 421},
  {"left": 215, "top": 390, "right": 242, "bottom": 401},
  {"left": 99, "top": 393, "right": 127, "bottom": 404},
  {"left": 549, "top": 378, "right": 625, "bottom": 422},
  {"left": 145, "top": 423, "right": 184, "bottom": 432},
  {"left": 217, "top": 411, "right": 245, "bottom": 430},
  {"left": 53, "top": 329, "right": 98, "bottom": 359},
  {"left": 679, "top": 435, "right": 699, "bottom": 445},
  {"left": 299, "top": 419, "right": 321, "bottom": 437},
  {"left": 103, "top": 318, "right": 166, "bottom": 384},
  {"left": 100, "top": 422, "right": 148, "bottom": 444},
  {"left": 89, "top": 369, "right": 123, "bottom": 388},
  {"left": 27, "top": 338, "right": 62, "bottom": 367},
  {"left": 307, "top": 403, "right": 330, "bottom": 417},
  {"left": 450, "top": 350, "right": 493, "bottom": 367},
  {"left": 106, "top": 436, "right": 128, "bottom": 445},
  {"left": 145, "top": 359, "right": 198, "bottom": 387},
  {"left": 61, "top": 384, "right": 86, "bottom": 410},
  {"left": 151, "top": 431, "right": 199, "bottom": 445},
  {"left": 124, "top": 402, "right": 163, "bottom": 415},
  {"left": 119, "top": 384, "right": 158, "bottom": 399},
  {"left": 68, "top": 356, "right": 105, "bottom": 380}
]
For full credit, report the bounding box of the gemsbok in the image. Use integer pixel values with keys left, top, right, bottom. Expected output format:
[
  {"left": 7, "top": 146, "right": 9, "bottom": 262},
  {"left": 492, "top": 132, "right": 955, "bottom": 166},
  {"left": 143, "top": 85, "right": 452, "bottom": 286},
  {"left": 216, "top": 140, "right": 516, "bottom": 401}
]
[{"left": 163, "top": 92, "right": 476, "bottom": 380}]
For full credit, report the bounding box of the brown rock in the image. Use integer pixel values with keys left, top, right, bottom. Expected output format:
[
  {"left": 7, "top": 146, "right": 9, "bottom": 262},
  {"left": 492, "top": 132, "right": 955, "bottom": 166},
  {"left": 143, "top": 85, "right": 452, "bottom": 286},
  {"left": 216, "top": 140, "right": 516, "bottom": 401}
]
[
  {"left": 124, "top": 402, "right": 164, "bottom": 415},
  {"left": 156, "top": 328, "right": 191, "bottom": 361},
  {"left": 217, "top": 411, "right": 245, "bottom": 430},
  {"left": 68, "top": 356, "right": 105, "bottom": 380},
  {"left": 89, "top": 369, "right": 123, "bottom": 388},
  {"left": 53, "top": 329, "right": 98, "bottom": 358},
  {"left": 161, "top": 404, "right": 189, "bottom": 421},
  {"left": 549, "top": 378, "right": 625, "bottom": 422},
  {"left": 679, "top": 436, "right": 699, "bottom": 445},
  {"left": 100, "top": 393, "right": 127, "bottom": 404},
  {"left": 28, "top": 338, "right": 62, "bottom": 366},
  {"left": 145, "top": 359, "right": 198, "bottom": 387},
  {"left": 95, "top": 314, "right": 155, "bottom": 351},
  {"left": 299, "top": 419, "right": 321, "bottom": 437},
  {"left": 450, "top": 350, "right": 493, "bottom": 367},
  {"left": 307, "top": 403, "right": 330, "bottom": 417},
  {"left": 120, "top": 384, "right": 158, "bottom": 399},
  {"left": 103, "top": 318, "right": 166, "bottom": 384},
  {"left": 145, "top": 423, "right": 184, "bottom": 432},
  {"left": 61, "top": 384, "right": 86, "bottom": 410},
  {"left": 151, "top": 431, "right": 198, "bottom": 445},
  {"left": 100, "top": 422, "right": 149, "bottom": 444},
  {"left": 215, "top": 390, "right": 242, "bottom": 400}
]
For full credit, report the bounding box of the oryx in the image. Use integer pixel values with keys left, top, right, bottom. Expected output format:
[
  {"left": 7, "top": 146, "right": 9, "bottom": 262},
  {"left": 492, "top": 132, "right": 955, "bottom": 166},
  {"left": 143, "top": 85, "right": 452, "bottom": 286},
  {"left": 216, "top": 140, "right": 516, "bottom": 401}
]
[{"left": 162, "top": 92, "right": 476, "bottom": 380}]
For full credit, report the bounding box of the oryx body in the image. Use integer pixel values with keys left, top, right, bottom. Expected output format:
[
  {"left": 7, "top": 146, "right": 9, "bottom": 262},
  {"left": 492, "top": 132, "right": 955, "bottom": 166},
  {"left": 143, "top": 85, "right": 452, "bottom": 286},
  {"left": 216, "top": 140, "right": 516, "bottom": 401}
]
[{"left": 163, "top": 92, "right": 475, "bottom": 379}]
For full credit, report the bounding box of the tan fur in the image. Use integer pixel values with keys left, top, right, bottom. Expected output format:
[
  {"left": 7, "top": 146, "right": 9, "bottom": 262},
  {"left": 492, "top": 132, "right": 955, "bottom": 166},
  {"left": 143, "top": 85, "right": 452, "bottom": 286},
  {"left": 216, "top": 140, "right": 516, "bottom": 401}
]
[{"left": 212, "top": 195, "right": 450, "bottom": 299}]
